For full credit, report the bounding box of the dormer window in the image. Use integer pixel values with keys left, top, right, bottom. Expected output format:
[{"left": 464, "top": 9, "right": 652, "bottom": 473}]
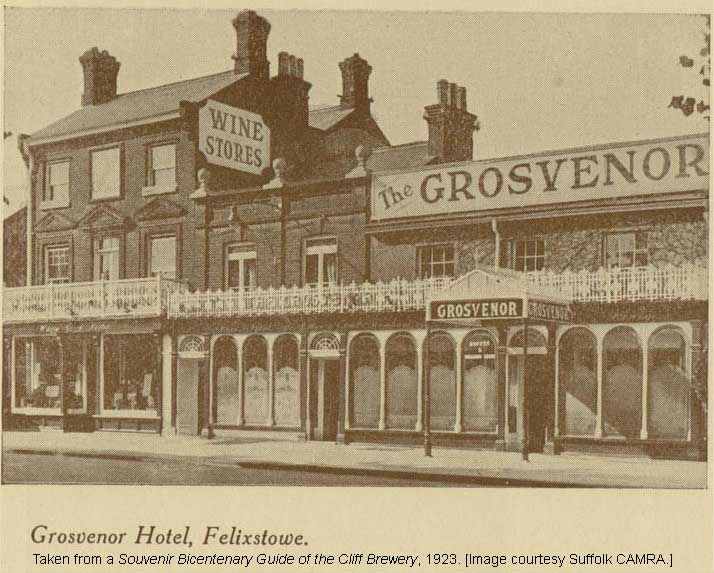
[{"left": 43, "top": 160, "right": 70, "bottom": 208}]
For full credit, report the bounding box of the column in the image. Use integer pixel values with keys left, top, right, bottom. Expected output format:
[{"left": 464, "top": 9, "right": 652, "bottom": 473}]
[
  {"left": 161, "top": 333, "right": 173, "bottom": 435},
  {"left": 266, "top": 334, "right": 276, "bottom": 426},
  {"left": 595, "top": 336, "right": 603, "bottom": 438},
  {"left": 206, "top": 335, "right": 215, "bottom": 438},
  {"left": 344, "top": 335, "right": 351, "bottom": 431},
  {"left": 10, "top": 337, "right": 16, "bottom": 412},
  {"left": 378, "top": 334, "right": 387, "bottom": 431},
  {"left": 495, "top": 327, "right": 507, "bottom": 449},
  {"left": 338, "top": 335, "right": 347, "bottom": 437},
  {"left": 234, "top": 336, "right": 244, "bottom": 426},
  {"left": 414, "top": 331, "right": 426, "bottom": 432},
  {"left": 640, "top": 341, "right": 649, "bottom": 440},
  {"left": 453, "top": 330, "right": 466, "bottom": 433},
  {"left": 553, "top": 341, "right": 560, "bottom": 438},
  {"left": 299, "top": 333, "right": 309, "bottom": 438},
  {"left": 544, "top": 325, "right": 558, "bottom": 454}
]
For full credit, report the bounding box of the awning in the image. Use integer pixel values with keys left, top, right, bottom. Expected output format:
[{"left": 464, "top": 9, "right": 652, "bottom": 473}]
[{"left": 426, "top": 266, "right": 573, "bottom": 324}]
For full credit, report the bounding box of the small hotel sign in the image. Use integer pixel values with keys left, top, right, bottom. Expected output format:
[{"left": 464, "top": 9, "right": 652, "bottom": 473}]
[
  {"left": 198, "top": 100, "right": 270, "bottom": 175},
  {"left": 429, "top": 298, "right": 571, "bottom": 323},
  {"left": 371, "top": 135, "right": 708, "bottom": 221}
]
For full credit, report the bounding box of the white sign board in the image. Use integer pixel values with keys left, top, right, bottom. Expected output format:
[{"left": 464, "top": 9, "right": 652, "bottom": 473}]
[
  {"left": 198, "top": 100, "right": 270, "bottom": 175},
  {"left": 371, "top": 134, "right": 708, "bottom": 221}
]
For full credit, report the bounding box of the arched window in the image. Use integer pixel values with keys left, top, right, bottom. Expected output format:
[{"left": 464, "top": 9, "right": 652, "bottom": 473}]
[
  {"left": 602, "top": 326, "right": 642, "bottom": 438},
  {"left": 462, "top": 331, "right": 497, "bottom": 432},
  {"left": 273, "top": 335, "right": 300, "bottom": 427},
  {"left": 213, "top": 336, "right": 238, "bottom": 424},
  {"left": 648, "top": 327, "right": 689, "bottom": 440},
  {"left": 242, "top": 336, "right": 268, "bottom": 425},
  {"left": 559, "top": 328, "right": 597, "bottom": 436},
  {"left": 349, "top": 335, "right": 380, "bottom": 428},
  {"left": 385, "top": 334, "right": 418, "bottom": 429},
  {"left": 427, "top": 332, "right": 456, "bottom": 431}
]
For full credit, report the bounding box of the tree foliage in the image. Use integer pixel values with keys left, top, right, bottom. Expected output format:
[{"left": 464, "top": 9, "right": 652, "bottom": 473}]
[{"left": 669, "top": 15, "right": 710, "bottom": 120}]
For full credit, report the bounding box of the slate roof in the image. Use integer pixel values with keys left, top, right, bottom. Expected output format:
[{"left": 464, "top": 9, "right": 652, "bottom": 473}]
[
  {"left": 29, "top": 70, "right": 248, "bottom": 142},
  {"left": 307, "top": 104, "right": 354, "bottom": 131},
  {"left": 366, "top": 141, "right": 435, "bottom": 172}
]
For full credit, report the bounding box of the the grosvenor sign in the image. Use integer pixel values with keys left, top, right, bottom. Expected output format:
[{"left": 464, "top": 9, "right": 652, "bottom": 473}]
[
  {"left": 428, "top": 298, "right": 572, "bottom": 323},
  {"left": 198, "top": 100, "right": 270, "bottom": 175},
  {"left": 371, "top": 134, "right": 708, "bottom": 221}
]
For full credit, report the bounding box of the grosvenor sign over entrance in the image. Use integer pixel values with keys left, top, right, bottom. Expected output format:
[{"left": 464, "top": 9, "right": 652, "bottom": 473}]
[{"left": 371, "top": 134, "right": 708, "bottom": 221}]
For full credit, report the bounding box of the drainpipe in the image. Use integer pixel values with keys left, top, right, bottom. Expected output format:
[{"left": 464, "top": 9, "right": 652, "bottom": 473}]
[
  {"left": 491, "top": 219, "right": 500, "bottom": 270},
  {"left": 18, "top": 135, "right": 34, "bottom": 286}
]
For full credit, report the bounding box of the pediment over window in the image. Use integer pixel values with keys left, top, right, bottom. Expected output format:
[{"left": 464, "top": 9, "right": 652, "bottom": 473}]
[
  {"left": 135, "top": 198, "right": 187, "bottom": 222},
  {"left": 77, "top": 204, "right": 129, "bottom": 233},
  {"left": 35, "top": 211, "right": 77, "bottom": 233}
]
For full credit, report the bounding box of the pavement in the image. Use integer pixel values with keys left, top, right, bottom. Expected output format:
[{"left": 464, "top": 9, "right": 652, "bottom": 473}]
[{"left": 1, "top": 429, "right": 708, "bottom": 488}]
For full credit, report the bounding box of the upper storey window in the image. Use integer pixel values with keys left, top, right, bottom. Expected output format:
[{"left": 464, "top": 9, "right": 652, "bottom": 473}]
[
  {"left": 417, "top": 244, "right": 455, "bottom": 278},
  {"left": 91, "top": 147, "right": 121, "bottom": 200},
  {"left": 43, "top": 161, "right": 70, "bottom": 208},
  {"left": 605, "top": 232, "right": 649, "bottom": 269},
  {"left": 144, "top": 143, "right": 177, "bottom": 195},
  {"left": 304, "top": 237, "right": 337, "bottom": 286}
]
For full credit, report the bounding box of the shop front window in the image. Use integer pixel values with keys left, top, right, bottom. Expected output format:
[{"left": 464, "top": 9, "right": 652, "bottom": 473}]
[
  {"left": 559, "top": 328, "right": 597, "bottom": 436},
  {"left": 13, "top": 338, "right": 90, "bottom": 413},
  {"left": 427, "top": 332, "right": 456, "bottom": 431},
  {"left": 648, "top": 327, "right": 689, "bottom": 440},
  {"left": 462, "top": 331, "right": 498, "bottom": 432},
  {"left": 349, "top": 334, "right": 381, "bottom": 429},
  {"left": 385, "top": 334, "right": 418, "bottom": 429},
  {"left": 602, "top": 326, "right": 642, "bottom": 438},
  {"left": 102, "top": 335, "right": 159, "bottom": 415}
]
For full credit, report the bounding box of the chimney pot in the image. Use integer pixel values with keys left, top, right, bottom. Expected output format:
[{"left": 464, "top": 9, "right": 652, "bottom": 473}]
[
  {"left": 232, "top": 10, "right": 271, "bottom": 79},
  {"left": 457, "top": 86, "right": 467, "bottom": 111},
  {"left": 296, "top": 58, "right": 304, "bottom": 79},
  {"left": 449, "top": 83, "right": 458, "bottom": 108},
  {"left": 437, "top": 79, "right": 449, "bottom": 106},
  {"left": 79, "top": 47, "right": 120, "bottom": 106},
  {"left": 339, "top": 53, "right": 372, "bottom": 111},
  {"left": 278, "top": 51, "right": 290, "bottom": 75},
  {"left": 289, "top": 55, "right": 297, "bottom": 76}
]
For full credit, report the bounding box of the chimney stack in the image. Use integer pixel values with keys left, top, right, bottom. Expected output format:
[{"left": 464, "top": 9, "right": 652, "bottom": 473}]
[
  {"left": 269, "top": 50, "right": 312, "bottom": 159},
  {"left": 232, "top": 10, "right": 271, "bottom": 79},
  {"left": 423, "top": 79, "right": 479, "bottom": 163},
  {"left": 339, "top": 53, "right": 372, "bottom": 112},
  {"left": 79, "top": 47, "right": 120, "bottom": 106}
]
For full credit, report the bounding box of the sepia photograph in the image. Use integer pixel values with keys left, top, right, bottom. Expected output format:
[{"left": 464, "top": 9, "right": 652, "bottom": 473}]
[{"left": 1, "top": 5, "right": 709, "bottom": 491}]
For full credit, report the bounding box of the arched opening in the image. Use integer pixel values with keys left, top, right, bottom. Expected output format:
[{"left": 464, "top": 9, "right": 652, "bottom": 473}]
[
  {"left": 349, "top": 334, "right": 380, "bottom": 428},
  {"left": 242, "top": 335, "right": 269, "bottom": 425},
  {"left": 427, "top": 332, "right": 455, "bottom": 431},
  {"left": 558, "top": 328, "right": 597, "bottom": 436},
  {"left": 385, "top": 333, "right": 418, "bottom": 429},
  {"left": 648, "top": 327, "right": 689, "bottom": 440},
  {"left": 507, "top": 328, "right": 548, "bottom": 439},
  {"left": 213, "top": 336, "right": 238, "bottom": 425},
  {"left": 602, "top": 326, "right": 642, "bottom": 438},
  {"left": 462, "top": 331, "right": 497, "bottom": 432},
  {"left": 273, "top": 335, "right": 300, "bottom": 426}
]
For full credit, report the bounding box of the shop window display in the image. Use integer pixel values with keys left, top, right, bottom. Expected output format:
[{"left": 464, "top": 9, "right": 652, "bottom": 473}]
[
  {"left": 559, "top": 328, "right": 597, "bottom": 436},
  {"left": 648, "top": 328, "right": 689, "bottom": 440},
  {"left": 462, "top": 331, "right": 498, "bottom": 432},
  {"left": 428, "top": 333, "right": 456, "bottom": 431},
  {"left": 602, "top": 326, "right": 642, "bottom": 438},
  {"left": 103, "top": 335, "right": 159, "bottom": 415},
  {"left": 349, "top": 335, "right": 380, "bottom": 429},
  {"left": 385, "top": 334, "right": 418, "bottom": 429}
]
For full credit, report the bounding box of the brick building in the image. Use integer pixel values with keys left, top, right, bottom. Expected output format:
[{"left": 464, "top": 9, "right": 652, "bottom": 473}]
[{"left": 2, "top": 11, "right": 708, "bottom": 459}]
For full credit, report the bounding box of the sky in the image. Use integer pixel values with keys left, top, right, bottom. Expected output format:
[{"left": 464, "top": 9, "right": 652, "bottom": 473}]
[{"left": 2, "top": 6, "right": 710, "bottom": 216}]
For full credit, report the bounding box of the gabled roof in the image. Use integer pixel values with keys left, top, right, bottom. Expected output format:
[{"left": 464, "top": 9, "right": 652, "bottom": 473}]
[
  {"left": 29, "top": 70, "right": 248, "bottom": 144},
  {"left": 308, "top": 104, "right": 355, "bottom": 131},
  {"left": 366, "top": 141, "right": 435, "bottom": 172}
]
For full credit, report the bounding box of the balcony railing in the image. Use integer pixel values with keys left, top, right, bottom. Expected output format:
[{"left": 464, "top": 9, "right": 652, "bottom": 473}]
[
  {"left": 2, "top": 264, "right": 707, "bottom": 324},
  {"left": 3, "top": 277, "right": 188, "bottom": 323},
  {"left": 167, "top": 277, "right": 452, "bottom": 319},
  {"left": 524, "top": 262, "right": 708, "bottom": 304}
]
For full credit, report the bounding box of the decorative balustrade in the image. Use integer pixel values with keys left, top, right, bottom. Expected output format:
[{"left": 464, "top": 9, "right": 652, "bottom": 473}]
[
  {"left": 525, "top": 262, "right": 708, "bottom": 304},
  {"left": 3, "top": 277, "right": 188, "bottom": 323},
  {"left": 3, "top": 264, "right": 707, "bottom": 324},
  {"left": 167, "top": 277, "right": 452, "bottom": 319}
]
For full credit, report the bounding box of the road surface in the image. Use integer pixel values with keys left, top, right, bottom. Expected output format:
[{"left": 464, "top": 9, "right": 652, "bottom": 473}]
[{"left": 3, "top": 451, "right": 486, "bottom": 486}]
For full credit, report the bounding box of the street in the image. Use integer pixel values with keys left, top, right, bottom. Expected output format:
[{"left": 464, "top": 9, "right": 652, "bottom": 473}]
[{"left": 2, "top": 451, "right": 485, "bottom": 486}]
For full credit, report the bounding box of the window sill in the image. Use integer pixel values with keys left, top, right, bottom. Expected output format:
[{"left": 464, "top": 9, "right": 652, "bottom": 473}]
[
  {"left": 90, "top": 195, "right": 122, "bottom": 203},
  {"left": 142, "top": 184, "right": 178, "bottom": 197},
  {"left": 12, "top": 407, "right": 62, "bottom": 416},
  {"left": 40, "top": 201, "right": 70, "bottom": 210}
]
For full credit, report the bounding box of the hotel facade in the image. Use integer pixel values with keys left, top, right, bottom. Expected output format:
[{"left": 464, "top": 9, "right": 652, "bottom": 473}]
[{"left": 2, "top": 11, "right": 709, "bottom": 460}]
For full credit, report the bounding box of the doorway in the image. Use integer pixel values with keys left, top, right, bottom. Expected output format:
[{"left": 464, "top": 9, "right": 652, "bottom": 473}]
[
  {"left": 508, "top": 354, "right": 550, "bottom": 453},
  {"left": 176, "top": 358, "right": 207, "bottom": 435},
  {"left": 309, "top": 359, "right": 340, "bottom": 441}
]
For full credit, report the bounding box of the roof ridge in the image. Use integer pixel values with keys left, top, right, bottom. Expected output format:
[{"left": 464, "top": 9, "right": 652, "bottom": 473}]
[{"left": 114, "top": 69, "right": 237, "bottom": 99}]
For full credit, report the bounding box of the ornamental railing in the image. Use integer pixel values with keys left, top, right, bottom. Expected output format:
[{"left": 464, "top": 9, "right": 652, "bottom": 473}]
[
  {"left": 524, "top": 262, "right": 708, "bottom": 304},
  {"left": 167, "top": 277, "right": 452, "bottom": 319},
  {"left": 3, "top": 277, "right": 188, "bottom": 323}
]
